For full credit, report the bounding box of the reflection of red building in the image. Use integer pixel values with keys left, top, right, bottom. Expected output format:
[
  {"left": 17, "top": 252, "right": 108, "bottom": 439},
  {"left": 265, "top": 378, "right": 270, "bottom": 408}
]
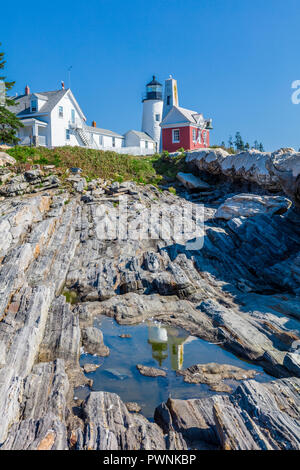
[{"left": 160, "top": 106, "right": 212, "bottom": 153}]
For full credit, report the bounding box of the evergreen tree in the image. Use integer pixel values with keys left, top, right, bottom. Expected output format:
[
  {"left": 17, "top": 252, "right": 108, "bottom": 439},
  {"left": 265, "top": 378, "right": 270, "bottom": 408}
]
[
  {"left": 221, "top": 141, "right": 226, "bottom": 148},
  {"left": 228, "top": 135, "right": 233, "bottom": 148},
  {"left": 234, "top": 132, "right": 245, "bottom": 151},
  {"left": 253, "top": 140, "right": 259, "bottom": 150},
  {"left": 0, "top": 43, "right": 23, "bottom": 145},
  {"left": 245, "top": 142, "right": 250, "bottom": 150},
  {"left": 258, "top": 143, "right": 264, "bottom": 151}
]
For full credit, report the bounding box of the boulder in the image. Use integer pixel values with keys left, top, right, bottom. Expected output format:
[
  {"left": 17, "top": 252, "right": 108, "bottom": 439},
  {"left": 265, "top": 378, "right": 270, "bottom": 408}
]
[
  {"left": 136, "top": 364, "right": 167, "bottom": 377},
  {"left": 0, "top": 152, "right": 16, "bottom": 166},
  {"left": 81, "top": 327, "right": 109, "bottom": 356},
  {"left": 215, "top": 194, "right": 292, "bottom": 220},
  {"left": 177, "top": 172, "right": 210, "bottom": 190}
]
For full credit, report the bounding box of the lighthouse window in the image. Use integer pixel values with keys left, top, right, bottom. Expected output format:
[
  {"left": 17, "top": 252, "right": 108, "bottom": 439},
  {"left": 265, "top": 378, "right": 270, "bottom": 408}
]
[
  {"left": 155, "top": 114, "right": 160, "bottom": 122},
  {"left": 172, "top": 129, "right": 180, "bottom": 143}
]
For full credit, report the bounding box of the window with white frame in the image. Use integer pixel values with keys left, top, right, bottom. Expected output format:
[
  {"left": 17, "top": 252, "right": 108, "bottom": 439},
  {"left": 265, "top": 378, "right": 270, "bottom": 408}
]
[
  {"left": 112, "top": 137, "right": 116, "bottom": 147},
  {"left": 155, "top": 114, "right": 160, "bottom": 122},
  {"left": 172, "top": 129, "right": 180, "bottom": 143},
  {"left": 192, "top": 128, "right": 197, "bottom": 142},
  {"left": 99, "top": 135, "right": 103, "bottom": 146},
  {"left": 71, "top": 109, "right": 75, "bottom": 123},
  {"left": 203, "top": 130, "right": 207, "bottom": 146},
  {"left": 66, "top": 129, "right": 70, "bottom": 140},
  {"left": 145, "top": 140, "right": 148, "bottom": 149},
  {"left": 59, "top": 106, "right": 64, "bottom": 118},
  {"left": 31, "top": 100, "right": 37, "bottom": 112}
]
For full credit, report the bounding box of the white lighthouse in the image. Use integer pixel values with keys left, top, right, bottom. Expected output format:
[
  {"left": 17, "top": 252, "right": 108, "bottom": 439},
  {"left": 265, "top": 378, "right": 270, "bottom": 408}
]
[{"left": 141, "top": 76, "right": 163, "bottom": 151}]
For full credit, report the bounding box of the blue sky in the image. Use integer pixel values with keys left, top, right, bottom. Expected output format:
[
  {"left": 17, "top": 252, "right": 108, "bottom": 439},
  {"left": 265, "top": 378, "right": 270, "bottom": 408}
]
[{"left": 2, "top": 0, "right": 300, "bottom": 150}]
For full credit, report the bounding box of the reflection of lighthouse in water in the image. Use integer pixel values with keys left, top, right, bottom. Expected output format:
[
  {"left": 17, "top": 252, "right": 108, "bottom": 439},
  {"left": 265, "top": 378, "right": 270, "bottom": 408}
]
[{"left": 147, "top": 323, "right": 190, "bottom": 370}]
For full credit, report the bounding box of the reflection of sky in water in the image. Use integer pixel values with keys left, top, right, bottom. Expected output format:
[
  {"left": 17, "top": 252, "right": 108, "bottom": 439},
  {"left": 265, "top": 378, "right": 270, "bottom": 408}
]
[{"left": 76, "top": 315, "right": 272, "bottom": 420}]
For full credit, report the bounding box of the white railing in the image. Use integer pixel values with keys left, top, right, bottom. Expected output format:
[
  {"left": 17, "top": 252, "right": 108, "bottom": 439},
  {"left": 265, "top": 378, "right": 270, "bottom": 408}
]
[
  {"left": 38, "top": 136, "right": 47, "bottom": 146},
  {"left": 18, "top": 136, "right": 47, "bottom": 147},
  {"left": 69, "top": 119, "right": 83, "bottom": 129},
  {"left": 19, "top": 136, "right": 31, "bottom": 146}
]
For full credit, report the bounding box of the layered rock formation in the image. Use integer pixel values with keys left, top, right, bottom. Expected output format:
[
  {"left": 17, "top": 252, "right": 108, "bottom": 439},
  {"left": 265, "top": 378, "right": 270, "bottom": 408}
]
[
  {"left": 186, "top": 147, "right": 300, "bottom": 206},
  {"left": 0, "top": 150, "right": 299, "bottom": 450}
]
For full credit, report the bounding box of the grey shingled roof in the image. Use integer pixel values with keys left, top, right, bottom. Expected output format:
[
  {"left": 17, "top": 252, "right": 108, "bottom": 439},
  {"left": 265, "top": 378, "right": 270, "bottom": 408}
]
[
  {"left": 10, "top": 89, "right": 69, "bottom": 116},
  {"left": 124, "top": 130, "right": 155, "bottom": 142},
  {"left": 85, "top": 126, "right": 124, "bottom": 138}
]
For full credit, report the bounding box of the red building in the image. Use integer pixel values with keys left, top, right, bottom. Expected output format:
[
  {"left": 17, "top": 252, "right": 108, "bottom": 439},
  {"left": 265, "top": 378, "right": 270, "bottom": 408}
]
[{"left": 160, "top": 106, "right": 213, "bottom": 153}]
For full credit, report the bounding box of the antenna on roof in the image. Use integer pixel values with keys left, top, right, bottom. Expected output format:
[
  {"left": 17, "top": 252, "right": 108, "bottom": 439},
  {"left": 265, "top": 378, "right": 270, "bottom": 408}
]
[{"left": 68, "top": 66, "right": 72, "bottom": 89}]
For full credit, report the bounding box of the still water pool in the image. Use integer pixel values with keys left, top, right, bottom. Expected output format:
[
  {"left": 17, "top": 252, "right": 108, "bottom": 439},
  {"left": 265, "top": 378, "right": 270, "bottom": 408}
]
[{"left": 75, "top": 315, "right": 272, "bottom": 419}]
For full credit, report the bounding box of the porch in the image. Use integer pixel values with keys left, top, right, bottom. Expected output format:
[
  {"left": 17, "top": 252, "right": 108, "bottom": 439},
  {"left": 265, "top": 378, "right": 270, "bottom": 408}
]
[{"left": 18, "top": 118, "right": 48, "bottom": 147}]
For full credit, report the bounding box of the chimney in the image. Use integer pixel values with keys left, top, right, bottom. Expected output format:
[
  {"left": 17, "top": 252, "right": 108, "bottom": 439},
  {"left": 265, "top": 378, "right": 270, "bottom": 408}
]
[
  {"left": 61, "top": 81, "right": 65, "bottom": 89},
  {"left": 92, "top": 120, "right": 96, "bottom": 128},
  {"left": 25, "top": 85, "right": 30, "bottom": 95}
]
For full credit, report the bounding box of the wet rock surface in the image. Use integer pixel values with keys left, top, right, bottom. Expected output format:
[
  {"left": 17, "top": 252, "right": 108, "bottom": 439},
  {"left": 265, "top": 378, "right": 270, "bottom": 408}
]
[
  {"left": 0, "top": 152, "right": 300, "bottom": 449},
  {"left": 136, "top": 364, "right": 167, "bottom": 378},
  {"left": 177, "top": 363, "right": 258, "bottom": 392}
]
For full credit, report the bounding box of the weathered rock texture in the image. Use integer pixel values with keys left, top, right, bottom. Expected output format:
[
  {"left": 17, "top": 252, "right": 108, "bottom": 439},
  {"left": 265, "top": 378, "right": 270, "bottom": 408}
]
[
  {"left": 177, "top": 363, "right": 258, "bottom": 392},
  {"left": 186, "top": 148, "right": 300, "bottom": 206},
  {"left": 0, "top": 156, "right": 299, "bottom": 449},
  {"left": 154, "top": 377, "right": 300, "bottom": 450}
]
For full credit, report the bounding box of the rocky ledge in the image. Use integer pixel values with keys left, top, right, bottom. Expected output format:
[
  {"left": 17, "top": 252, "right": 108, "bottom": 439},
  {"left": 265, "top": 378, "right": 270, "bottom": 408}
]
[{"left": 0, "top": 149, "right": 299, "bottom": 450}]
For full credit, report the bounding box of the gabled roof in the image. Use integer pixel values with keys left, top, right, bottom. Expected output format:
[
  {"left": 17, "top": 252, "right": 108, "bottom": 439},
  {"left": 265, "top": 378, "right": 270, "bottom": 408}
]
[
  {"left": 84, "top": 125, "right": 124, "bottom": 138},
  {"left": 10, "top": 89, "right": 69, "bottom": 116},
  {"left": 124, "top": 130, "right": 155, "bottom": 142},
  {"left": 161, "top": 106, "right": 206, "bottom": 127},
  {"left": 10, "top": 88, "right": 86, "bottom": 121}
]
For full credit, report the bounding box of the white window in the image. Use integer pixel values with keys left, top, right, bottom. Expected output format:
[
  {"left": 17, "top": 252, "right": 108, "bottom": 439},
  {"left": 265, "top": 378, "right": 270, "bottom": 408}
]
[
  {"left": 145, "top": 140, "right": 148, "bottom": 149},
  {"left": 99, "top": 135, "right": 103, "bottom": 146},
  {"left": 59, "top": 106, "right": 63, "bottom": 118},
  {"left": 66, "top": 129, "right": 70, "bottom": 140},
  {"left": 172, "top": 129, "right": 180, "bottom": 143},
  {"left": 112, "top": 137, "right": 116, "bottom": 147},
  {"left": 155, "top": 114, "right": 160, "bottom": 122},
  {"left": 203, "top": 131, "right": 207, "bottom": 146},
  {"left": 192, "top": 128, "right": 197, "bottom": 142},
  {"left": 71, "top": 109, "right": 75, "bottom": 123},
  {"left": 31, "top": 100, "right": 37, "bottom": 112}
]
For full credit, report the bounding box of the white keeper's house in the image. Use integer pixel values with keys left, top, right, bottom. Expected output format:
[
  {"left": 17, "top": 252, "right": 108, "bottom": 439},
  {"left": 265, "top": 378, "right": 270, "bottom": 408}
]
[{"left": 10, "top": 83, "right": 157, "bottom": 155}]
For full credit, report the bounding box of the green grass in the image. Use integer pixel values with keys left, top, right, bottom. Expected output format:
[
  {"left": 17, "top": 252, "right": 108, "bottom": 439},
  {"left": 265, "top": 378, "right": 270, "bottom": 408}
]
[{"left": 6, "top": 146, "right": 188, "bottom": 185}]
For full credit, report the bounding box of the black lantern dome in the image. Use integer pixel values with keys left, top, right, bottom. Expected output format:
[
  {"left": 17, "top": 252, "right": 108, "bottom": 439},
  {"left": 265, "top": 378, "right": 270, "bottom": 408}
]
[{"left": 143, "top": 75, "right": 162, "bottom": 101}]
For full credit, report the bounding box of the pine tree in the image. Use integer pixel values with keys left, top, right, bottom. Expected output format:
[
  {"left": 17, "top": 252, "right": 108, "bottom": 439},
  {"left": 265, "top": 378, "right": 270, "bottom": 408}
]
[
  {"left": 258, "top": 143, "right": 264, "bottom": 152},
  {"left": 253, "top": 140, "right": 259, "bottom": 150},
  {"left": 245, "top": 142, "right": 250, "bottom": 150},
  {"left": 221, "top": 141, "right": 226, "bottom": 148},
  {"left": 228, "top": 135, "right": 233, "bottom": 148},
  {"left": 234, "top": 132, "right": 245, "bottom": 151},
  {"left": 0, "top": 43, "right": 23, "bottom": 145}
]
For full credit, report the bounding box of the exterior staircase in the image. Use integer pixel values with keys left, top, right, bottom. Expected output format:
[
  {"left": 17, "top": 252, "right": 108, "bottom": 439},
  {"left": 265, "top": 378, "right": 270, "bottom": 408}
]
[{"left": 77, "top": 128, "right": 90, "bottom": 146}]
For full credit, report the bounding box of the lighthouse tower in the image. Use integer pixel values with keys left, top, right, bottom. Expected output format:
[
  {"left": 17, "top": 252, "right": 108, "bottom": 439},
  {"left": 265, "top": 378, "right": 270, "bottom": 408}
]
[{"left": 141, "top": 76, "right": 163, "bottom": 151}]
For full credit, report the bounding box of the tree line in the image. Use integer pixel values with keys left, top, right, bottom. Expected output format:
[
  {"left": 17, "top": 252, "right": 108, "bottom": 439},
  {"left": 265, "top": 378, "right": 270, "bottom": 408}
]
[
  {"left": 0, "top": 43, "right": 23, "bottom": 144},
  {"left": 219, "top": 132, "right": 264, "bottom": 153}
]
